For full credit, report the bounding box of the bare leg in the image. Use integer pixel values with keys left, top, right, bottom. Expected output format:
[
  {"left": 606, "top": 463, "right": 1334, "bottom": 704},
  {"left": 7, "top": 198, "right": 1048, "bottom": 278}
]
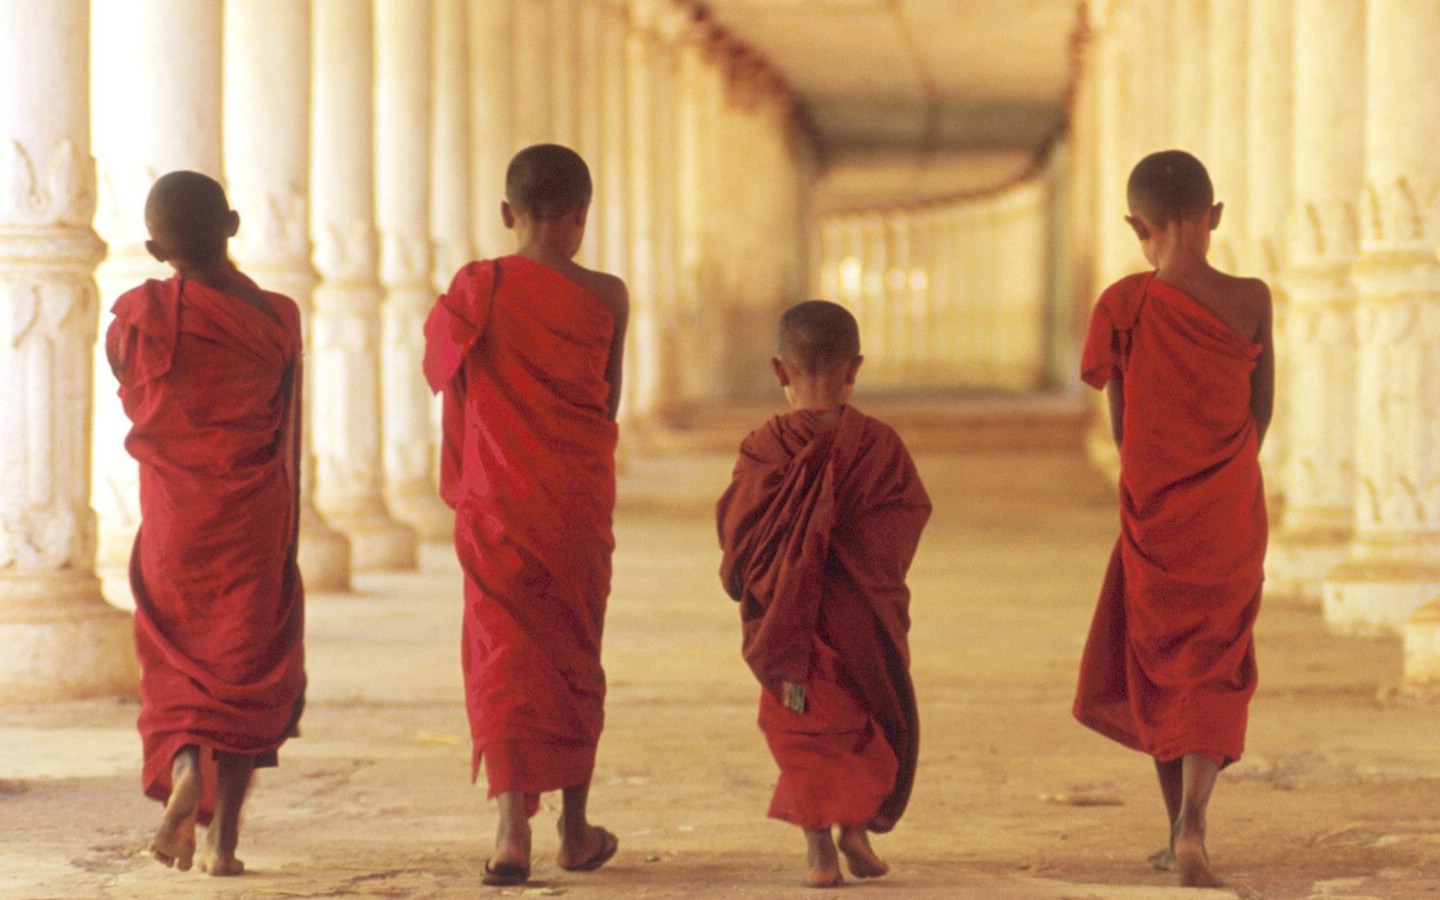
[
  {"left": 803, "top": 828, "right": 842, "bottom": 888},
  {"left": 200, "top": 752, "right": 253, "bottom": 876},
  {"left": 556, "top": 782, "right": 617, "bottom": 872},
  {"left": 491, "top": 792, "right": 532, "bottom": 871},
  {"left": 1150, "top": 758, "right": 1183, "bottom": 871},
  {"left": 837, "top": 825, "right": 888, "bottom": 878},
  {"left": 149, "top": 746, "right": 199, "bottom": 871},
  {"left": 1173, "top": 753, "right": 1221, "bottom": 888}
]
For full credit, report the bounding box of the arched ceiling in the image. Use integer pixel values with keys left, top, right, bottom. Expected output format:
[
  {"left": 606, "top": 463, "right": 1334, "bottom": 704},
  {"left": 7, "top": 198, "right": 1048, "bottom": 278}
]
[{"left": 702, "top": 0, "right": 1080, "bottom": 210}]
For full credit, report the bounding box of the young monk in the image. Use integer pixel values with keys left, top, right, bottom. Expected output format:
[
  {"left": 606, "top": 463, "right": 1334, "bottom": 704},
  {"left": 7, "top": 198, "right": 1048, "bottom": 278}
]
[
  {"left": 108, "top": 171, "right": 307, "bottom": 877},
  {"left": 1074, "top": 149, "right": 1273, "bottom": 889},
  {"left": 423, "top": 144, "right": 628, "bottom": 888},
  {"left": 716, "top": 300, "right": 931, "bottom": 888}
]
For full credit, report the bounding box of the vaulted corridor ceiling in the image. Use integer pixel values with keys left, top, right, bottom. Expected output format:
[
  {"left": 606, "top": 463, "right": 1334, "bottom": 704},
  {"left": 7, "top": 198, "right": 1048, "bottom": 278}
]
[{"left": 703, "top": 0, "right": 1079, "bottom": 207}]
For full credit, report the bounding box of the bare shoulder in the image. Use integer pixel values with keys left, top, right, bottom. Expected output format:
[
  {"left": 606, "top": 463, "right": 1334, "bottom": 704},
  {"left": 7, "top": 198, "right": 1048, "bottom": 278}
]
[{"left": 569, "top": 265, "right": 629, "bottom": 321}]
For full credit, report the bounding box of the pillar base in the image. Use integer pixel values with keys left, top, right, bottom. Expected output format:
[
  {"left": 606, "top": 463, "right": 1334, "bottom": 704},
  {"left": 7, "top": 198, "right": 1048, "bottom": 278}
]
[
  {"left": 1402, "top": 599, "right": 1440, "bottom": 685},
  {"left": 1322, "top": 564, "right": 1440, "bottom": 636},
  {"left": 299, "top": 505, "right": 352, "bottom": 592},
  {"left": 1265, "top": 532, "right": 1348, "bottom": 604},
  {"left": 0, "top": 575, "right": 138, "bottom": 703},
  {"left": 327, "top": 509, "right": 417, "bottom": 571},
  {"left": 388, "top": 490, "right": 453, "bottom": 542}
]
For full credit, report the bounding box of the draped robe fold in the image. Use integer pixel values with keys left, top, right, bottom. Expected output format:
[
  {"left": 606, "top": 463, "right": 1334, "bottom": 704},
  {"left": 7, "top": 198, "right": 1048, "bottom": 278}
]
[
  {"left": 717, "top": 406, "right": 930, "bottom": 831},
  {"left": 424, "top": 256, "right": 618, "bottom": 814},
  {"left": 1074, "top": 272, "right": 1267, "bottom": 766},
  {"left": 108, "top": 275, "right": 306, "bottom": 826}
]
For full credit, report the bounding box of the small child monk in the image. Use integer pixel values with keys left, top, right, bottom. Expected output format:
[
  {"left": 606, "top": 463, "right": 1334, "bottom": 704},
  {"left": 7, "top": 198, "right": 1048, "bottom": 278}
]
[
  {"left": 1073, "top": 149, "right": 1274, "bottom": 889},
  {"left": 423, "top": 144, "right": 628, "bottom": 888},
  {"left": 716, "top": 300, "right": 931, "bottom": 888},
  {"left": 108, "top": 171, "right": 307, "bottom": 876}
]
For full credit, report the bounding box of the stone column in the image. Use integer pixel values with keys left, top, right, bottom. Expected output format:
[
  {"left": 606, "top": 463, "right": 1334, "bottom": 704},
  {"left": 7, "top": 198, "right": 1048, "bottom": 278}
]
[
  {"left": 1267, "top": 0, "right": 1361, "bottom": 603},
  {"left": 375, "top": 0, "right": 451, "bottom": 542},
  {"left": 512, "top": 0, "right": 555, "bottom": 148},
  {"left": 468, "top": 0, "right": 515, "bottom": 259},
  {"left": 573, "top": 0, "right": 605, "bottom": 269},
  {"left": 549, "top": 0, "right": 580, "bottom": 148},
  {"left": 625, "top": 3, "right": 666, "bottom": 418},
  {"left": 1169, "top": 0, "right": 1209, "bottom": 158},
  {"left": 90, "top": 0, "right": 224, "bottom": 570},
  {"left": 433, "top": 0, "right": 474, "bottom": 290},
  {"left": 597, "top": 0, "right": 631, "bottom": 282},
  {"left": 310, "top": 0, "right": 416, "bottom": 569},
  {"left": 1324, "top": 0, "right": 1440, "bottom": 642},
  {"left": 1245, "top": 0, "right": 1294, "bottom": 539},
  {"left": 225, "top": 0, "right": 351, "bottom": 590},
  {"left": 0, "top": 0, "right": 137, "bottom": 700},
  {"left": 1206, "top": 0, "right": 1248, "bottom": 273}
]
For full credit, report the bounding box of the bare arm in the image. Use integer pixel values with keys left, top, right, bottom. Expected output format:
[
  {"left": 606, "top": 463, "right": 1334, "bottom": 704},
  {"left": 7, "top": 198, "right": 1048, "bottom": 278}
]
[
  {"left": 1250, "top": 283, "right": 1275, "bottom": 449},
  {"left": 1105, "top": 374, "right": 1124, "bottom": 449},
  {"left": 602, "top": 281, "right": 629, "bottom": 422}
]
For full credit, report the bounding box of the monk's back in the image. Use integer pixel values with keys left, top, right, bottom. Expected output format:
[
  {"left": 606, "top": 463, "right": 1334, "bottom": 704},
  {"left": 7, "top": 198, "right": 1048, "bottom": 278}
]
[{"left": 1160, "top": 267, "right": 1268, "bottom": 343}]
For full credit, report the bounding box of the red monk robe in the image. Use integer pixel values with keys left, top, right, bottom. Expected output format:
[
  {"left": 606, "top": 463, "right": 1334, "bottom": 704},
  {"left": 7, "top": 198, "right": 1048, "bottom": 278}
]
[
  {"left": 1074, "top": 271, "right": 1267, "bottom": 766},
  {"left": 717, "top": 406, "right": 930, "bottom": 832},
  {"left": 108, "top": 275, "right": 306, "bottom": 826},
  {"left": 423, "top": 256, "right": 618, "bottom": 813}
]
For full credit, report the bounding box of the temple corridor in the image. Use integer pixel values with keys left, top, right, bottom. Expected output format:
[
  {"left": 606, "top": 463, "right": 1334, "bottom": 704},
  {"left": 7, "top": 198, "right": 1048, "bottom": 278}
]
[{"left": 2, "top": 422, "right": 1436, "bottom": 898}]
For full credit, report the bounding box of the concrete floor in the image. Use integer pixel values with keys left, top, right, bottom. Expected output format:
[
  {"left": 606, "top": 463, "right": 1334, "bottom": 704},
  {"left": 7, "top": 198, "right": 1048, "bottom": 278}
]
[{"left": 2, "top": 401, "right": 1438, "bottom": 899}]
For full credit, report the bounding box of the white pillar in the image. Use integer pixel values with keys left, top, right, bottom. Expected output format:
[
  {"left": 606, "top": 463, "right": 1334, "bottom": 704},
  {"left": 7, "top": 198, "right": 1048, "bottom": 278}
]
[
  {"left": 376, "top": 0, "right": 451, "bottom": 541},
  {"left": 512, "top": 0, "right": 554, "bottom": 148},
  {"left": 573, "top": 0, "right": 605, "bottom": 269},
  {"left": 310, "top": 0, "right": 416, "bottom": 570},
  {"left": 1268, "top": 0, "right": 1362, "bottom": 603},
  {"left": 432, "top": 0, "right": 474, "bottom": 292},
  {"left": 0, "top": 0, "right": 137, "bottom": 700},
  {"left": 1206, "top": 0, "right": 1248, "bottom": 273},
  {"left": 1324, "top": 0, "right": 1440, "bottom": 641},
  {"left": 625, "top": 3, "right": 663, "bottom": 418},
  {"left": 225, "top": 0, "right": 352, "bottom": 591},
  {"left": 1169, "top": 0, "right": 1209, "bottom": 157},
  {"left": 90, "top": 0, "right": 225, "bottom": 572},
  {"left": 468, "top": 0, "right": 515, "bottom": 259}
]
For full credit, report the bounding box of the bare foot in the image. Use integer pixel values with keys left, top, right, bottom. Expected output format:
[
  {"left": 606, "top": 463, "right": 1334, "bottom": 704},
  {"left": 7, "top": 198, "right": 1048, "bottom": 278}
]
[
  {"left": 838, "top": 825, "right": 889, "bottom": 879},
  {"left": 1174, "top": 825, "right": 1220, "bottom": 888},
  {"left": 803, "top": 828, "right": 843, "bottom": 888},
  {"left": 198, "top": 840, "right": 245, "bottom": 877},
  {"left": 149, "top": 748, "right": 199, "bottom": 871},
  {"left": 556, "top": 823, "right": 618, "bottom": 872},
  {"left": 1148, "top": 846, "right": 1176, "bottom": 872},
  {"left": 492, "top": 793, "right": 532, "bottom": 876}
]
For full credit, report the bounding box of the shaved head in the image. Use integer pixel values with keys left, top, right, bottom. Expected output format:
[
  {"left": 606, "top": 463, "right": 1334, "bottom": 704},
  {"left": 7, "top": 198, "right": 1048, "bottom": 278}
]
[
  {"left": 505, "top": 144, "right": 593, "bottom": 220},
  {"left": 778, "top": 300, "right": 861, "bottom": 375},
  {"left": 1127, "top": 149, "right": 1214, "bottom": 225},
  {"left": 144, "top": 170, "right": 234, "bottom": 263}
]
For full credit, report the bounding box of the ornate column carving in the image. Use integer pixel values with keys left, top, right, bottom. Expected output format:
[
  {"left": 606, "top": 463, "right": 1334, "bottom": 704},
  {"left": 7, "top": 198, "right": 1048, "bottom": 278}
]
[
  {"left": 225, "top": 0, "right": 352, "bottom": 590},
  {"left": 90, "top": 0, "right": 223, "bottom": 569},
  {"left": 310, "top": 0, "right": 416, "bottom": 568},
  {"left": 1324, "top": 0, "right": 1440, "bottom": 645},
  {"left": 1267, "top": 0, "right": 1361, "bottom": 603},
  {"left": 375, "top": 0, "right": 451, "bottom": 541},
  {"left": 0, "top": 0, "right": 137, "bottom": 700}
]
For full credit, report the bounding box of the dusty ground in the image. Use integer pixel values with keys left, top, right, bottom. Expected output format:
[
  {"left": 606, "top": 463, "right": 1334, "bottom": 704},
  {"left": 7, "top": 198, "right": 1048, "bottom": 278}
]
[{"left": 2, "top": 401, "right": 1439, "bottom": 899}]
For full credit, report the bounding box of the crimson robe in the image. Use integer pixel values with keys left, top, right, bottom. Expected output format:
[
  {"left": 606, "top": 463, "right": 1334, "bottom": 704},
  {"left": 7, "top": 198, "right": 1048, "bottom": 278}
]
[
  {"left": 1074, "top": 271, "right": 1266, "bottom": 766},
  {"left": 108, "top": 273, "right": 306, "bottom": 825},
  {"left": 423, "top": 256, "right": 618, "bottom": 815},
  {"left": 717, "top": 406, "right": 930, "bottom": 831}
]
